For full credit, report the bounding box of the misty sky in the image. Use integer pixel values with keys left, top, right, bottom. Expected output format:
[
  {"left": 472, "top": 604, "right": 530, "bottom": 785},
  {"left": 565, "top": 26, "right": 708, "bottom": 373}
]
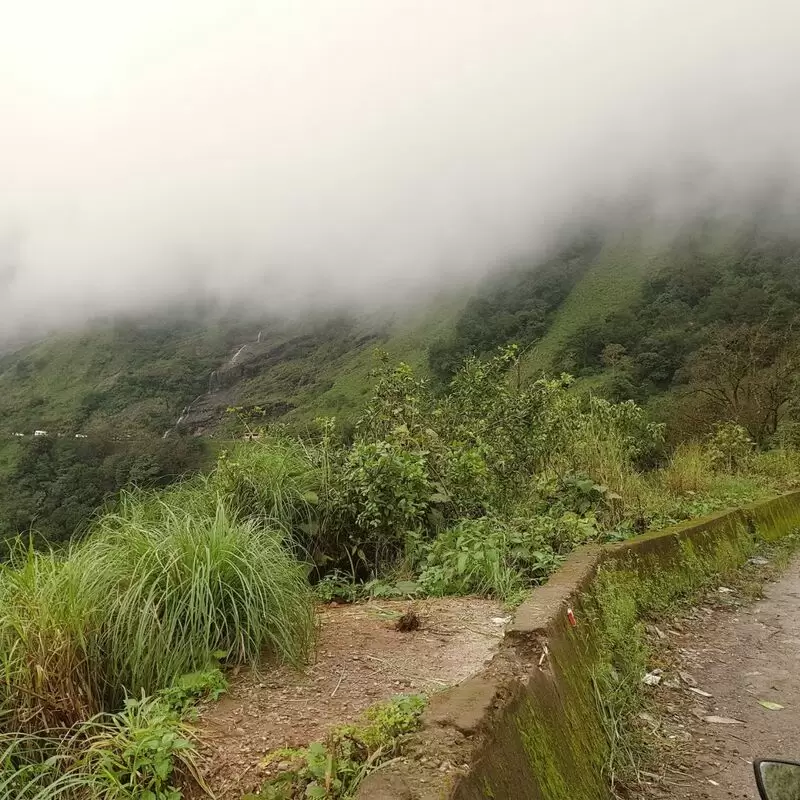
[{"left": 2, "top": 1, "right": 800, "bottom": 339}]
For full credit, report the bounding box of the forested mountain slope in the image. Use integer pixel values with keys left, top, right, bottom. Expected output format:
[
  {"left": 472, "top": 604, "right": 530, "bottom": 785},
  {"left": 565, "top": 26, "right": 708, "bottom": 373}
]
[
  {"left": 430, "top": 223, "right": 800, "bottom": 443},
  {"left": 3, "top": 221, "right": 800, "bottom": 547}
]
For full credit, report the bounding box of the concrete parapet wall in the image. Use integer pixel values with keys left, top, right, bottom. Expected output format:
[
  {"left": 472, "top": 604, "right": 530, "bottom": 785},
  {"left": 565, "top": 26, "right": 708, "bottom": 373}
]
[{"left": 357, "top": 492, "right": 800, "bottom": 800}]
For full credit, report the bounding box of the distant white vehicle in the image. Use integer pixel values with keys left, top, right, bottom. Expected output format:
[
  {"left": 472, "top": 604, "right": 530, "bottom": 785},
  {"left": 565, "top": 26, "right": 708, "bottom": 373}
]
[
  {"left": 33, "top": 430, "right": 48, "bottom": 437},
  {"left": 75, "top": 434, "right": 88, "bottom": 439},
  {"left": 13, "top": 432, "right": 24, "bottom": 437}
]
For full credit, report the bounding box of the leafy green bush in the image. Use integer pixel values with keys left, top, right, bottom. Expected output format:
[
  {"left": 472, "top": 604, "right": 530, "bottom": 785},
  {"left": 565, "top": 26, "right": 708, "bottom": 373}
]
[
  {"left": 341, "top": 441, "right": 431, "bottom": 554},
  {"left": 77, "top": 697, "right": 197, "bottom": 800},
  {"left": 313, "top": 570, "right": 361, "bottom": 603},
  {"left": 418, "top": 517, "right": 561, "bottom": 601},
  {"left": 707, "top": 422, "right": 755, "bottom": 472},
  {"left": 157, "top": 669, "right": 228, "bottom": 717}
]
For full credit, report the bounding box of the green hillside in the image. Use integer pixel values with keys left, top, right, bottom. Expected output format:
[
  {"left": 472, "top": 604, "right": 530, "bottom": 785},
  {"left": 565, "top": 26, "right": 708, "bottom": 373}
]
[
  {"left": 225, "top": 296, "right": 465, "bottom": 426},
  {"left": 0, "top": 298, "right": 462, "bottom": 440},
  {"left": 3, "top": 221, "right": 800, "bottom": 549},
  {"left": 520, "top": 232, "right": 660, "bottom": 376},
  {"left": 0, "top": 320, "right": 249, "bottom": 436}
]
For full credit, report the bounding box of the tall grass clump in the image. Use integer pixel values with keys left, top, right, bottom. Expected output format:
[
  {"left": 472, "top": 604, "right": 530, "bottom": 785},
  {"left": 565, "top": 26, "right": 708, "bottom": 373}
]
[
  {"left": 659, "top": 441, "right": 714, "bottom": 496},
  {"left": 72, "top": 495, "right": 315, "bottom": 706},
  {"left": 214, "top": 437, "right": 324, "bottom": 530},
  {"left": 0, "top": 547, "right": 100, "bottom": 733},
  {"left": 1, "top": 696, "right": 201, "bottom": 799},
  {"left": 0, "top": 731, "right": 85, "bottom": 799}
]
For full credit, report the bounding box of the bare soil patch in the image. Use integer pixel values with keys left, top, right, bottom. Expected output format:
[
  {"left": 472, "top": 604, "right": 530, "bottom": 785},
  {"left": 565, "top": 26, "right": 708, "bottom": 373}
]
[{"left": 194, "top": 597, "right": 506, "bottom": 798}]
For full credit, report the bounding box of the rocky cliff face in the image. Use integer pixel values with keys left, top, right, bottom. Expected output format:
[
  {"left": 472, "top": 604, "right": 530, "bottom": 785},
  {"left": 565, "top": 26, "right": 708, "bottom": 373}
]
[{"left": 163, "top": 324, "right": 382, "bottom": 436}]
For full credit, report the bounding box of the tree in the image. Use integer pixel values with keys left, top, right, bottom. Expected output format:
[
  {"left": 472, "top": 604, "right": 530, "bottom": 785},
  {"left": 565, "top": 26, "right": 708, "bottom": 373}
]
[{"left": 683, "top": 324, "right": 800, "bottom": 443}]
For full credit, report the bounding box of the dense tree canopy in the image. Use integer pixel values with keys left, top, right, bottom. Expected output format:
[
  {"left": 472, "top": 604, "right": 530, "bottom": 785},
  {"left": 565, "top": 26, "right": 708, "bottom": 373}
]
[{"left": 0, "top": 433, "right": 208, "bottom": 554}]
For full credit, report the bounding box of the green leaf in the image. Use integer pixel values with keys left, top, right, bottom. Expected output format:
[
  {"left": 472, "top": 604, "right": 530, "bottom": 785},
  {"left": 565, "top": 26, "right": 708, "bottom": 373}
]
[
  {"left": 155, "top": 758, "right": 171, "bottom": 780},
  {"left": 758, "top": 699, "right": 784, "bottom": 710}
]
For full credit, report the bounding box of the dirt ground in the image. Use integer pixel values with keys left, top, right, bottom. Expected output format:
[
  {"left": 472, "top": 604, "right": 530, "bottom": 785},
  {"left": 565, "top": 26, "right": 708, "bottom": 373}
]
[
  {"left": 636, "top": 556, "right": 800, "bottom": 800},
  {"left": 194, "top": 597, "right": 506, "bottom": 798}
]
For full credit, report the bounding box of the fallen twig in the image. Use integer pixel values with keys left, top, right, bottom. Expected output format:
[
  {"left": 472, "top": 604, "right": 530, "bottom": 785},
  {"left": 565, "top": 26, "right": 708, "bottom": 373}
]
[{"left": 331, "top": 671, "right": 345, "bottom": 698}]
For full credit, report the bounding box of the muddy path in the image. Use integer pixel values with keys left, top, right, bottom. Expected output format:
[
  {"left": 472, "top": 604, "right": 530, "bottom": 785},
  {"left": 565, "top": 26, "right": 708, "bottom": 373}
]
[{"left": 644, "top": 556, "right": 800, "bottom": 799}]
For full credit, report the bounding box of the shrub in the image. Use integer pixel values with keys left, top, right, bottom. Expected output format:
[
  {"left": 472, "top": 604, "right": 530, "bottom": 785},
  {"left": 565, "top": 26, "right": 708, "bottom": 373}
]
[
  {"left": 76, "top": 696, "right": 198, "bottom": 800},
  {"left": 707, "top": 422, "right": 755, "bottom": 472},
  {"left": 418, "top": 517, "right": 560, "bottom": 600},
  {"left": 157, "top": 669, "right": 228, "bottom": 717},
  {"left": 340, "top": 440, "right": 431, "bottom": 563},
  {"left": 73, "top": 497, "right": 314, "bottom": 705}
]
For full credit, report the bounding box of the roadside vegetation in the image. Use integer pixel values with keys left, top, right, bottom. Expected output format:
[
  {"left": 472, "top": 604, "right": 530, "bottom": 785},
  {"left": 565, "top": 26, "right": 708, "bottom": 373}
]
[
  {"left": 4, "top": 224, "right": 800, "bottom": 797},
  {"left": 244, "top": 695, "right": 426, "bottom": 800},
  {"left": 3, "top": 336, "right": 799, "bottom": 797}
]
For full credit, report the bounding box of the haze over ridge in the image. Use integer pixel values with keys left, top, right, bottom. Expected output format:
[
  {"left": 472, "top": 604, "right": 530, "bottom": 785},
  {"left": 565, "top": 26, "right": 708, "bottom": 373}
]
[{"left": 2, "top": 0, "right": 800, "bottom": 340}]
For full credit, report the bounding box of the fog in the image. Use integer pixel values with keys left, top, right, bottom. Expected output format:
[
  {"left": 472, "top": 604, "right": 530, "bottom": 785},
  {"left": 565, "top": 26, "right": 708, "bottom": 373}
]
[{"left": 2, "top": 0, "right": 800, "bottom": 341}]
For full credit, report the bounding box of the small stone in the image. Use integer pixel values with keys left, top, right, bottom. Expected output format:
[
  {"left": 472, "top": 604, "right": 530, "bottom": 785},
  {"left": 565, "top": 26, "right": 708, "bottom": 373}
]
[
  {"left": 646, "top": 624, "right": 667, "bottom": 640},
  {"left": 642, "top": 669, "right": 663, "bottom": 686}
]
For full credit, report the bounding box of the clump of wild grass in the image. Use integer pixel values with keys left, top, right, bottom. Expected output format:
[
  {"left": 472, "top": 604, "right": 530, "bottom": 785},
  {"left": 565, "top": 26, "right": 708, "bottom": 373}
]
[
  {"left": 1, "top": 696, "right": 200, "bottom": 800},
  {"left": 74, "top": 495, "right": 314, "bottom": 705},
  {"left": 0, "top": 548, "right": 100, "bottom": 732},
  {"left": 0, "top": 493, "right": 314, "bottom": 731},
  {"left": 659, "top": 442, "right": 714, "bottom": 496},
  {"left": 214, "top": 437, "right": 324, "bottom": 529}
]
